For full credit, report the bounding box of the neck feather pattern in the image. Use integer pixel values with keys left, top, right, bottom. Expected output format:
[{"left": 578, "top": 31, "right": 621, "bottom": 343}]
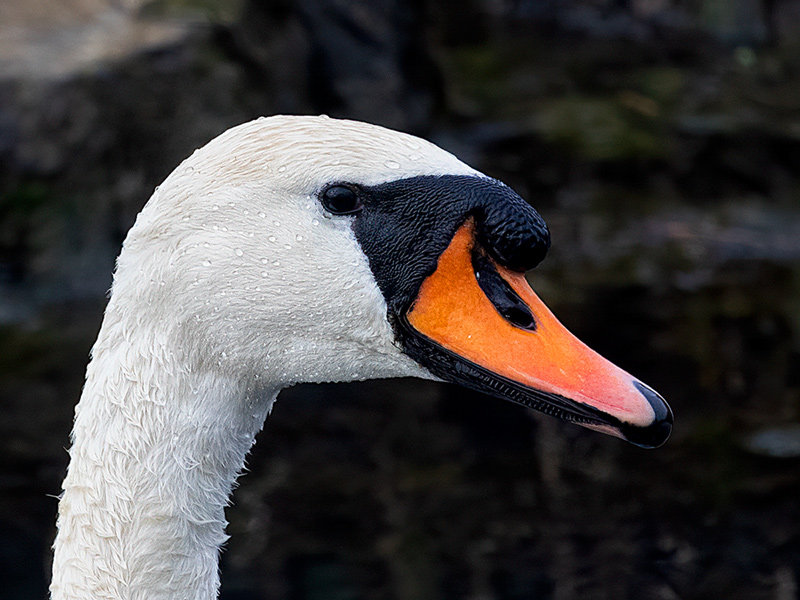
[{"left": 51, "top": 304, "right": 275, "bottom": 600}]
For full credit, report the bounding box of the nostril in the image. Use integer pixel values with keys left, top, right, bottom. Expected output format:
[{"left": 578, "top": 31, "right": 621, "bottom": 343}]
[
  {"left": 472, "top": 249, "right": 537, "bottom": 331},
  {"left": 504, "top": 306, "right": 536, "bottom": 330}
]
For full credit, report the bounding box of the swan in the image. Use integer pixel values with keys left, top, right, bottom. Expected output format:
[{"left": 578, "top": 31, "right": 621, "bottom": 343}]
[{"left": 50, "top": 115, "right": 672, "bottom": 600}]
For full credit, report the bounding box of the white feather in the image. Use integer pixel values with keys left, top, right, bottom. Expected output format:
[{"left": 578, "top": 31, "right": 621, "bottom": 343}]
[{"left": 51, "top": 116, "right": 482, "bottom": 600}]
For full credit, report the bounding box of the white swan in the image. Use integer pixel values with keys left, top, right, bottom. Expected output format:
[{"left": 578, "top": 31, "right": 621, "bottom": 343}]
[{"left": 51, "top": 115, "right": 671, "bottom": 600}]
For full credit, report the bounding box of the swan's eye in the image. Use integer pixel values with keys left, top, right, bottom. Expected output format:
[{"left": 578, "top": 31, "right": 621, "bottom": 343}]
[{"left": 320, "top": 185, "right": 363, "bottom": 215}]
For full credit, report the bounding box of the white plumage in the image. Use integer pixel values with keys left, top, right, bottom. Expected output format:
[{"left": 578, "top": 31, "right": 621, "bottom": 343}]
[{"left": 52, "top": 116, "right": 482, "bottom": 600}]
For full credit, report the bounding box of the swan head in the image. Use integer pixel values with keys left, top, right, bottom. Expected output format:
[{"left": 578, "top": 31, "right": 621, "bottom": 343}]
[{"left": 116, "top": 115, "right": 672, "bottom": 448}]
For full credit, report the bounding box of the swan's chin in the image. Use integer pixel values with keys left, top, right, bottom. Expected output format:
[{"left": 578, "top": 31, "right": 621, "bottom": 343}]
[{"left": 397, "top": 221, "right": 673, "bottom": 449}]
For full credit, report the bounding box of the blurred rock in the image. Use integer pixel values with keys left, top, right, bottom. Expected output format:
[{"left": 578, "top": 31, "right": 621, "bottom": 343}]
[
  {"left": 229, "top": 0, "right": 440, "bottom": 132},
  {"left": 744, "top": 425, "right": 800, "bottom": 457},
  {"left": 0, "top": 0, "right": 192, "bottom": 80}
]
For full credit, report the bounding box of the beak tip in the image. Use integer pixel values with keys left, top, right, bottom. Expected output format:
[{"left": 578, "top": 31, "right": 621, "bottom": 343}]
[
  {"left": 621, "top": 381, "right": 674, "bottom": 448},
  {"left": 620, "top": 414, "right": 673, "bottom": 449}
]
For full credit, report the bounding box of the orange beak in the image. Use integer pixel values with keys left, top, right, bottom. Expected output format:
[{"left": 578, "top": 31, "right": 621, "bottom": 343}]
[{"left": 403, "top": 220, "right": 672, "bottom": 448}]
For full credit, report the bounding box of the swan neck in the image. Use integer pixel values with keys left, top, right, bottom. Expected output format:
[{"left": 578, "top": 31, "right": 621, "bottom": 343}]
[{"left": 51, "top": 318, "right": 275, "bottom": 600}]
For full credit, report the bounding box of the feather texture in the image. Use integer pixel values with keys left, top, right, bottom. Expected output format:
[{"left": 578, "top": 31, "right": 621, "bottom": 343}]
[{"left": 51, "top": 116, "right": 478, "bottom": 599}]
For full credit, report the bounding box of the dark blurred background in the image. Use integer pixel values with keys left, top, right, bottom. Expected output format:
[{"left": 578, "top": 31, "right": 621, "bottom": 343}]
[{"left": 2, "top": 1, "right": 800, "bottom": 598}]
